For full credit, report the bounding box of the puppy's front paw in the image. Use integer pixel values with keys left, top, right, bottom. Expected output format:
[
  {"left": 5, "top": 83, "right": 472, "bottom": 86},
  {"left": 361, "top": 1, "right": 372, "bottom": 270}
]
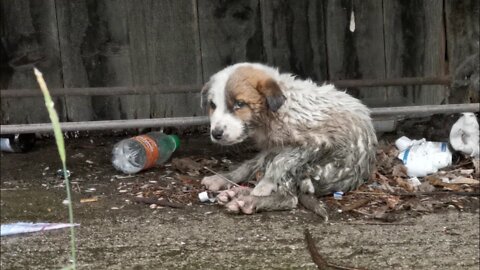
[
  {"left": 217, "top": 186, "right": 252, "bottom": 205},
  {"left": 226, "top": 195, "right": 257, "bottom": 215},
  {"left": 250, "top": 180, "right": 277, "bottom": 196},
  {"left": 201, "top": 175, "right": 228, "bottom": 191}
]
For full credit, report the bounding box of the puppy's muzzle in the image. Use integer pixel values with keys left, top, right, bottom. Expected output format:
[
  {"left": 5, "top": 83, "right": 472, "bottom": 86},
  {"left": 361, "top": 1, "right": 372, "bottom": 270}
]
[{"left": 211, "top": 127, "right": 224, "bottom": 140}]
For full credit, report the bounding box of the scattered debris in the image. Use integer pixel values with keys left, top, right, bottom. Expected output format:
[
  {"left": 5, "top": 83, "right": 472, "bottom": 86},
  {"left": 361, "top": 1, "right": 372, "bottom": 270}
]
[
  {"left": 56, "top": 169, "right": 71, "bottom": 179},
  {"left": 80, "top": 197, "right": 99, "bottom": 203},
  {"left": 133, "top": 196, "right": 184, "bottom": 209},
  {"left": 113, "top": 175, "right": 135, "bottom": 180},
  {"left": 171, "top": 158, "right": 203, "bottom": 175}
]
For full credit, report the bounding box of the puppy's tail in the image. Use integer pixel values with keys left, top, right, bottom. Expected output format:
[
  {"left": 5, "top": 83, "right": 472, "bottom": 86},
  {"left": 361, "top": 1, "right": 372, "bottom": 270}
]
[{"left": 298, "top": 194, "right": 328, "bottom": 222}]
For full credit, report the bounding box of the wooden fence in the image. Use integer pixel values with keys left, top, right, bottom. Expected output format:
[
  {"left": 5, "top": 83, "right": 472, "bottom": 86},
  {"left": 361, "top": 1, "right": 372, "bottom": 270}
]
[{"left": 1, "top": 0, "right": 478, "bottom": 124}]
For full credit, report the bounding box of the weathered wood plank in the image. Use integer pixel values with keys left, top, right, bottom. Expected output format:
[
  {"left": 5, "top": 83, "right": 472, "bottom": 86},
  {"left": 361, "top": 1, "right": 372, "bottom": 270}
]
[
  {"left": 325, "top": 0, "right": 386, "bottom": 103},
  {"left": 260, "top": 0, "right": 328, "bottom": 81},
  {"left": 198, "top": 0, "right": 264, "bottom": 79},
  {"left": 446, "top": 0, "right": 480, "bottom": 103},
  {"left": 55, "top": 0, "right": 94, "bottom": 121},
  {"left": 126, "top": 0, "right": 151, "bottom": 119},
  {"left": 146, "top": 0, "right": 203, "bottom": 118},
  {"left": 384, "top": 0, "right": 446, "bottom": 106},
  {"left": 57, "top": 0, "right": 148, "bottom": 121},
  {"left": 1, "top": 0, "right": 66, "bottom": 124}
]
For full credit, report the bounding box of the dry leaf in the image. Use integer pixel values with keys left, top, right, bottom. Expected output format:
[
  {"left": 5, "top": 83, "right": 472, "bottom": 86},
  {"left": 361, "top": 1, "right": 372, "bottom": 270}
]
[
  {"left": 196, "top": 157, "right": 218, "bottom": 168},
  {"left": 451, "top": 176, "right": 479, "bottom": 185},
  {"left": 171, "top": 158, "right": 203, "bottom": 173},
  {"left": 426, "top": 175, "right": 462, "bottom": 191},
  {"left": 392, "top": 164, "right": 408, "bottom": 178},
  {"left": 175, "top": 174, "right": 198, "bottom": 185},
  {"left": 418, "top": 182, "right": 436, "bottom": 193},
  {"left": 385, "top": 195, "right": 401, "bottom": 209},
  {"left": 395, "top": 177, "right": 414, "bottom": 192}
]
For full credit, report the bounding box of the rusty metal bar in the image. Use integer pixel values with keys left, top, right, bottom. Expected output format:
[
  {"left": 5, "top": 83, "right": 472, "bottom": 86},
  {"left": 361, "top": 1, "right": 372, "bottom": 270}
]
[
  {"left": 0, "top": 104, "right": 477, "bottom": 135},
  {"left": 372, "top": 103, "right": 479, "bottom": 116},
  {"left": 0, "top": 116, "right": 210, "bottom": 134},
  {"left": 0, "top": 76, "right": 451, "bottom": 98},
  {"left": 330, "top": 76, "right": 451, "bottom": 88}
]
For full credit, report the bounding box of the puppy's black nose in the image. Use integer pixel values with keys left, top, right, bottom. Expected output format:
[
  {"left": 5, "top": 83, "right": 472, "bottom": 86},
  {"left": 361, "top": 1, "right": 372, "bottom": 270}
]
[{"left": 211, "top": 128, "right": 224, "bottom": 140}]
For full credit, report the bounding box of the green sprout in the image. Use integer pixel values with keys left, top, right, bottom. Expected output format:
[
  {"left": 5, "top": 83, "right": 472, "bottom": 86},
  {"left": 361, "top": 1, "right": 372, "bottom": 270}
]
[{"left": 34, "top": 68, "right": 77, "bottom": 270}]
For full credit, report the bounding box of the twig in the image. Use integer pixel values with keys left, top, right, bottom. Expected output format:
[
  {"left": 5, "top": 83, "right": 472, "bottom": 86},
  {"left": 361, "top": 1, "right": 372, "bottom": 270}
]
[
  {"left": 341, "top": 198, "right": 372, "bottom": 212},
  {"left": 351, "top": 190, "right": 480, "bottom": 197},
  {"left": 392, "top": 191, "right": 480, "bottom": 197},
  {"left": 304, "top": 229, "right": 329, "bottom": 269},
  {"left": 350, "top": 191, "right": 388, "bottom": 196},
  {"left": 304, "top": 229, "right": 367, "bottom": 270},
  {"left": 451, "top": 160, "right": 473, "bottom": 169},
  {"left": 133, "top": 197, "right": 184, "bottom": 208},
  {"left": 203, "top": 167, "right": 240, "bottom": 187},
  {"left": 345, "top": 222, "right": 415, "bottom": 226}
]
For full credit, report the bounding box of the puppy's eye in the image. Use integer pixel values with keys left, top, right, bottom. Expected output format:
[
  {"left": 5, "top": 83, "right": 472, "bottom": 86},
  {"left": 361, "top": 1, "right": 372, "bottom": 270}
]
[
  {"left": 233, "top": 100, "right": 246, "bottom": 110},
  {"left": 209, "top": 100, "right": 216, "bottom": 110}
]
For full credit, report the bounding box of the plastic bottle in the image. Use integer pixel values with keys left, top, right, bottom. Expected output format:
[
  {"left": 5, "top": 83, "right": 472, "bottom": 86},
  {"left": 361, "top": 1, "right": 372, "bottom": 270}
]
[
  {"left": 112, "top": 132, "right": 180, "bottom": 174},
  {"left": 0, "top": 134, "right": 36, "bottom": 153},
  {"left": 395, "top": 136, "right": 452, "bottom": 177}
]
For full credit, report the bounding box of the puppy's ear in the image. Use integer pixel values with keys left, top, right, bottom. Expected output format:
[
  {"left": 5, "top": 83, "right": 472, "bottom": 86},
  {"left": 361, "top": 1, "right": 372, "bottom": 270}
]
[
  {"left": 200, "top": 81, "right": 211, "bottom": 109},
  {"left": 257, "top": 78, "right": 285, "bottom": 112}
]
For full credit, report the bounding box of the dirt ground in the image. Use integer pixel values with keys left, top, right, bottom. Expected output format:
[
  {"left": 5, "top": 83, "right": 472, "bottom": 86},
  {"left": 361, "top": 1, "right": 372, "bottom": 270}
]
[{"left": 1, "top": 133, "right": 479, "bottom": 269}]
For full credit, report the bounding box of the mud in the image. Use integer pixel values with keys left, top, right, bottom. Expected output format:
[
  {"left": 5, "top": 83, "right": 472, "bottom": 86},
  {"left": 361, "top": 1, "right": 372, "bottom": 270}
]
[{"left": 1, "top": 135, "right": 479, "bottom": 269}]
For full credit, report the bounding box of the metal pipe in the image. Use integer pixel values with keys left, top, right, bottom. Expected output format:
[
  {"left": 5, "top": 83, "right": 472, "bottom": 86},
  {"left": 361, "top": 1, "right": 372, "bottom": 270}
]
[
  {"left": 1, "top": 76, "right": 451, "bottom": 98},
  {"left": 372, "top": 103, "right": 479, "bottom": 116},
  {"left": 0, "top": 116, "right": 210, "bottom": 134},
  {"left": 0, "top": 104, "right": 477, "bottom": 135},
  {"left": 331, "top": 76, "right": 451, "bottom": 88}
]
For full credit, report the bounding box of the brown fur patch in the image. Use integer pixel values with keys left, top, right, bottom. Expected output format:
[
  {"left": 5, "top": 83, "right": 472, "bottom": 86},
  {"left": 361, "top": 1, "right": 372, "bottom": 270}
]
[{"left": 225, "top": 67, "right": 284, "bottom": 120}]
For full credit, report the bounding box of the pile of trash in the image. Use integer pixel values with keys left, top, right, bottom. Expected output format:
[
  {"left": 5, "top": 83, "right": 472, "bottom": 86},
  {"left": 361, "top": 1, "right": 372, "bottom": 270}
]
[{"left": 325, "top": 113, "right": 479, "bottom": 221}]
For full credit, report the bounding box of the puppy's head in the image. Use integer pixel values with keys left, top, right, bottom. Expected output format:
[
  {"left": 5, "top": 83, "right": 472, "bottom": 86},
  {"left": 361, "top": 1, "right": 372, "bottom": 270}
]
[{"left": 201, "top": 65, "right": 285, "bottom": 145}]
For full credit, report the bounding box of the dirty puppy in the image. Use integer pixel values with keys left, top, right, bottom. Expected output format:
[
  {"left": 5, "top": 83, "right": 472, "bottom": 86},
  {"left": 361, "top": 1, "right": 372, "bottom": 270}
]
[{"left": 201, "top": 63, "right": 377, "bottom": 215}]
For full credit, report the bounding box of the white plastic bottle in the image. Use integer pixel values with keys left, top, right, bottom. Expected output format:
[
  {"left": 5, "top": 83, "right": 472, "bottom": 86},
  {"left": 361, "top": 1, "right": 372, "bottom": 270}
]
[
  {"left": 395, "top": 136, "right": 452, "bottom": 177},
  {"left": 112, "top": 132, "right": 180, "bottom": 174}
]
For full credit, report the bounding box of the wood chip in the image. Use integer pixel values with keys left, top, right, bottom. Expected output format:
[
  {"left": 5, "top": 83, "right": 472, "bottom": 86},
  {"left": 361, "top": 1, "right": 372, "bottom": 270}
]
[{"left": 80, "top": 197, "right": 99, "bottom": 203}]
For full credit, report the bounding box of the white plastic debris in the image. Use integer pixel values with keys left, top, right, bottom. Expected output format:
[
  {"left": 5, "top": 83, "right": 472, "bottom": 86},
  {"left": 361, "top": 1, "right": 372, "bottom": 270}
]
[
  {"left": 333, "top": 191, "right": 344, "bottom": 200},
  {"left": 198, "top": 191, "right": 217, "bottom": 203},
  {"left": 349, "top": 10, "right": 355, "bottom": 32},
  {"left": 449, "top": 112, "right": 479, "bottom": 158},
  {"left": 395, "top": 136, "right": 452, "bottom": 177},
  {"left": 408, "top": 177, "right": 422, "bottom": 188},
  {"left": 1, "top": 222, "right": 79, "bottom": 237}
]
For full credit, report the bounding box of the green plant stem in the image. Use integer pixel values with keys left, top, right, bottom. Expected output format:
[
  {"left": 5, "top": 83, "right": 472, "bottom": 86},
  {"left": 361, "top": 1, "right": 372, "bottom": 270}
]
[
  {"left": 63, "top": 163, "right": 77, "bottom": 269},
  {"left": 34, "top": 68, "right": 77, "bottom": 269}
]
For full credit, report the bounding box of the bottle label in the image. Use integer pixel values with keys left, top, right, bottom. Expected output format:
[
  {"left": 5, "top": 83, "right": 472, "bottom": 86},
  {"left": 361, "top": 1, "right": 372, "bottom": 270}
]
[
  {"left": 133, "top": 135, "right": 159, "bottom": 169},
  {"left": 1, "top": 138, "right": 14, "bottom": 152}
]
